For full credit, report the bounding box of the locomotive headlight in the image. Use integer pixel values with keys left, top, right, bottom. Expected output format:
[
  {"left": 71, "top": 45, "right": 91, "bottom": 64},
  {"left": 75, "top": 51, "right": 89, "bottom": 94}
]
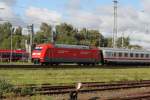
[
  {"left": 32, "top": 53, "right": 36, "bottom": 55},
  {"left": 32, "top": 53, "right": 41, "bottom": 56},
  {"left": 37, "top": 53, "right": 41, "bottom": 55}
]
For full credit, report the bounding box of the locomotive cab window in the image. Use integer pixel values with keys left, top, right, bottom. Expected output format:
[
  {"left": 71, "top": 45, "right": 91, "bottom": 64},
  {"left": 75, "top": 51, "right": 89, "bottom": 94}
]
[{"left": 34, "top": 47, "right": 43, "bottom": 51}]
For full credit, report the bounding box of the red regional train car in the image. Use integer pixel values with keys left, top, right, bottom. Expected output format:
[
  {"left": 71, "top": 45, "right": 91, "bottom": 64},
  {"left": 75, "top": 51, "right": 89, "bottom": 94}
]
[
  {"left": 32, "top": 43, "right": 101, "bottom": 65},
  {"left": 0, "top": 49, "right": 28, "bottom": 62}
]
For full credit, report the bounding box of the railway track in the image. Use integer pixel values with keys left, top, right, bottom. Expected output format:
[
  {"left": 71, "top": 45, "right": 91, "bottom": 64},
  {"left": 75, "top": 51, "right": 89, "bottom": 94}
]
[
  {"left": 0, "top": 64, "right": 149, "bottom": 69},
  {"left": 108, "top": 92, "right": 150, "bottom": 100},
  {"left": 16, "top": 80, "right": 150, "bottom": 95},
  {"left": 0, "top": 80, "right": 150, "bottom": 99},
  {"left": 0, "top": 64, "right": 102, "bottom": 68}
]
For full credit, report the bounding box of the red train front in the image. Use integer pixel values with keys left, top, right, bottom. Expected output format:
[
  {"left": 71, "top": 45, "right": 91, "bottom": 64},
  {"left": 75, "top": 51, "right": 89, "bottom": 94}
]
[{"left": 32, "top": 43, "right": 101, "bottom": 65}]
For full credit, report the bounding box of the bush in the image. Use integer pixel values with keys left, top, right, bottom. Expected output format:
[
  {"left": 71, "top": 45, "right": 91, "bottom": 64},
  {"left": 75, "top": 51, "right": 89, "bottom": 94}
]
[
  {"left": 13, "top": 87, "right": 34, "bottom": 96},
  {"left": 20, "top": 87, "right": 34, "bottom": 96},
  {"left": 0, "top": 79, "right": 34, "bottom": 98},
  {"left": 0, "top": 79, "right": 13, "bottom": 97}
]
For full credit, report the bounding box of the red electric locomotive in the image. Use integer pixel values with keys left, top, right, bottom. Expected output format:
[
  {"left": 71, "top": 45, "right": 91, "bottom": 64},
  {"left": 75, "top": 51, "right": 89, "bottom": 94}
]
[{"left": 32, "top": 43, "right": 101, "bottom": 65}]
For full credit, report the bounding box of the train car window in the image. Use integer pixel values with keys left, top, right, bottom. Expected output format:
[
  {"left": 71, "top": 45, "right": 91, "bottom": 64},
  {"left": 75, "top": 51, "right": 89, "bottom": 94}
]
[
  {"left": 135, "top": 53, "right": 139, "bottom": 57},
  {"left": 34, "top": 47, "right": 43, "bottom": 51},
  {"left": 114, "top": 52, "right": 116, "bottom": 57},
  {"left": 130, "top": 53, "right": 133, "bottom": 57},
  {"left": 106, "top": 52, "right": 112, "bottom": 57},
  {"left": 125, "top": 53, "right": 128, "bottom": 57},
  {"left": 146, "top": 54, "right": 149, "bottom": 58},
  {"left": 119, "top": 53, "right": 122, "bottom": 57},
  {"left": 141, "top": 54, "right": 144, "bottom": 58}
]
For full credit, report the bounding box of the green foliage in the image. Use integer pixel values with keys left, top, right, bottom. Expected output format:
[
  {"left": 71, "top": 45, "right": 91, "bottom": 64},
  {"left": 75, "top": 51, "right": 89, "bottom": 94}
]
[
  {"left": 128, "top": 45, "right": 142, "bottom": 49},
  {"left": 0, "top": 22, "right": 142, "bottom": 49},
  {"left": 13, "top": 87, "right": 34, "bottom": 96},
  {"left": 116, "top": 37, "right": 130, "bottom": 48},
  {"left": 0, "top": 22, "right": 25, "bottom": 49},
  {"left": 1, "top": 38, "right": 11, "bottom": 49},
  {"left": 105, "top": 37, "right": 134, "bottom": 48},
  {"left": 34, "top": 22, "right": 52, "bottom": 44},
  {"left": 0, "top": 79, "right": 13, "bottom": 97},
  {"left": 55, "top": 23, "right": 104, "bottom": 46},
  {"left": 55, "top": 23, "right": 78, "bottom": 45},
  {"left": 20, "top": 87, "right": 34, "bottom": 96}
]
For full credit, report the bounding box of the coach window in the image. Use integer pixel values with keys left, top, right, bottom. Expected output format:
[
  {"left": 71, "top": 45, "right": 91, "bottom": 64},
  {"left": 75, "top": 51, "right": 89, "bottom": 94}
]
[
  {"left": 130, "top": 53, "right": 133, "bottom": 57},
  {"left": 135, "top": 53, "right": 139, "bottom": 57},
  {"left": 114, "top": 52, "right": 116, "bottom": 57},
  {"left": 119, "top": 52, "right": 122, "bottom": 57},
  {"left": 146, "top": 54, "right": 149, "bottom": 58},
  {"left": 125, "top": 53, "right": 128, "bottom": 57},
  {"left": 106, "top": 52, "right": 112, "bottom": 57},
  {"left": 141, "top": 54, "right": 144, "bottom": 58}
]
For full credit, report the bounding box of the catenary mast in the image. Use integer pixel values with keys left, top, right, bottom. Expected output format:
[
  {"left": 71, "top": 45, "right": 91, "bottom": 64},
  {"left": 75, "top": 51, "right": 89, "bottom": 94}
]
[{"left": 112, "top": 0, "right": 118, "bottom": 48}]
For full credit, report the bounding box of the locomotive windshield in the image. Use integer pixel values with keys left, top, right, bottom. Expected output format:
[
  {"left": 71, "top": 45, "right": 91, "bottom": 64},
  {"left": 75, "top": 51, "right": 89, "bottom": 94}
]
[{"left": 34, "top": 47, "right": 43, "bottom": 51}]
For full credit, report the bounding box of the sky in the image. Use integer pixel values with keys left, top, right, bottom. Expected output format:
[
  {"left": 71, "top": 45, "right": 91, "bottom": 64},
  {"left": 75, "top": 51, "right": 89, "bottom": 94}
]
[{"left": 0, "top": 0, "right": 150, "bottom": 49}]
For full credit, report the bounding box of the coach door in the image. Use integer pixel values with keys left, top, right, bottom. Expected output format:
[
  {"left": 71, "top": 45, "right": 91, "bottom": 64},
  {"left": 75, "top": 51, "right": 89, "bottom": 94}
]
[{"left": 99, "top": 50, "right": 104, "bottom": 65}]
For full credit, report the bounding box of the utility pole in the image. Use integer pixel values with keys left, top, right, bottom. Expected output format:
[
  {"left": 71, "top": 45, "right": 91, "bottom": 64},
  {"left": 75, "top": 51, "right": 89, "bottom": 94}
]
[
  {"left": 10, "top": 27, "right": 17, "bottom": 64},
  {"left": 121, "top": 33, "right": 124, "bottom": 48},
  {"left": 112, "top": 0, "right": 118, "bottom": 48},
  {"left": 51, "top": 24, "right": 55, "bottom": 44},
  {"left": 27, "top": 24, "right": 34, "bottom": 62},
  {"left": 10, "top": 27, "right": 13, "bottom": 64}
]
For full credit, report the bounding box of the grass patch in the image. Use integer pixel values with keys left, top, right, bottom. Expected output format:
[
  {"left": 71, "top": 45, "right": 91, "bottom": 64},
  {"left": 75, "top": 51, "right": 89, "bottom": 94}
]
[
  {"left": 0, "top": 67, "right": 150, "bottom": 85},
  {"left": 0, "top": 62, "right": 32, "bottom": 65}
]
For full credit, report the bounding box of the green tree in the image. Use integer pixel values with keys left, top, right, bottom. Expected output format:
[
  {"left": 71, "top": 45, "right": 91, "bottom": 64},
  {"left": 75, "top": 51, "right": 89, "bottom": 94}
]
[
  {"left": 34, "top": 23, "right": 52, "bottom": 44},
  {"left": 104, "top": 37, "right": 112, "bottom": 47},
  {"left": 0, "top": 22, "right": 12, "bottom": 49},
  {"left": 55, "top": 23, "right": 77, "bottom": 44},
  {"left": 77, "top": 28, "right": 104, "bottom": 47},
  {"left": 128, "top": 45, "right": 142, "bottom": 49},
  {"left": 116, "top": 37, "right": 130, "bottom": 48},
  {"left": 13, "top": 26, "right": 25, "bottom": 49},
  {"left": 0, "top": 23, "right": 26, "bottom": 49}
]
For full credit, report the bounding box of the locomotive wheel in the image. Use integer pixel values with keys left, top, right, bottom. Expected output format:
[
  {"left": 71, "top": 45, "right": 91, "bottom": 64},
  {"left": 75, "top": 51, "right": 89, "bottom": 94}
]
[
  {"left": 50, "top": 63, "right": 54, "bottom": 66},
  {"left": 78, "top": 63, "right": 82, "bottom": 66},
  {"left": 41, "top": 63, "right": 44, "bottom": 66},
  {"left": 91, "top": 63, "right": 96, "bottom": 66}
]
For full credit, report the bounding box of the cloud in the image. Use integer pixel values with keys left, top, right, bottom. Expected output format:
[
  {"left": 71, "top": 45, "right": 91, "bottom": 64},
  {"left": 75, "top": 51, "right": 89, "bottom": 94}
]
[
  {"left": 63, "top": 0, "right": 150, "bottom": 48},
  {"left": 0, "top": 2, "right": 24, "bottom": 26},
  {"left": 141, "top": 0, "right": 150, "bottom": 13},
  {"left": 0, "top": 0, "right": 150, "bottom": 48},
  {"left": 66, "top": 10, "right": 102, "bottom": 30},
  {"left": 0, "top": 0, "right": 17, "bottom": 6},
  {"left": 25, "top": 7, "right": 62, "bottom": 25},
  {"left": 67, "top": 0, "right": 81, "bottom": 11}
]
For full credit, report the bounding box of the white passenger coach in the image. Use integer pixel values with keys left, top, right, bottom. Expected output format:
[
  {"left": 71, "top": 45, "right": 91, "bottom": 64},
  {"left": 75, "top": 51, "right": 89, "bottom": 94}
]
[{"left": 100, "top": 48, "right": 150, "bottom": 65}]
